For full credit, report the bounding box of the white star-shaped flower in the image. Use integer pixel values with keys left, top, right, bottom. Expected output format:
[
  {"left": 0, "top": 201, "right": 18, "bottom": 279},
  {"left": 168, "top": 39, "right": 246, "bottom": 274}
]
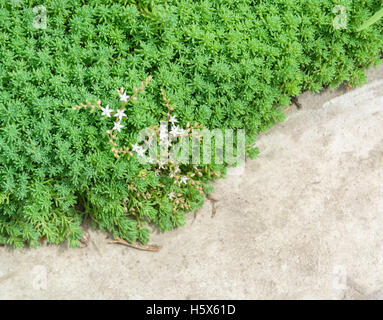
[
  {"left": 113, "top": 122, "right": 124, "bottom": 132},
  {"left": 170, "top": 125, "right": 180, "bottom": 137},
  {"left": 131, "top": 143, "right": 141, "bottom": 152},
  {"left": 168, "top": 192, "right": 176, "bottom": 200},
  {"left": 101, "top": 104, "right": 113, "bottom": 117},
  {"left": 131, "top": 143, "right": 146, "bottom": 158},
  {"left": 169, "top": 125, "right": 187, "bottom": 138},
  {"left": 169, "top": 115, "right": 178, "bottom": 124},
  {"left": 119, "top": 92, "right": 130, "bottom": 102},
  {"left": 136, "top": 147, "right": 146, "bottom": 158},
  {"left": 114, "top": 109, "right": 127, "bottom": 121},
  {"left": 180, "top": 176, "right": 188, "bottom": 184},
  {"left": 158, "top": 161, "right": 166, "bottom": 170}
]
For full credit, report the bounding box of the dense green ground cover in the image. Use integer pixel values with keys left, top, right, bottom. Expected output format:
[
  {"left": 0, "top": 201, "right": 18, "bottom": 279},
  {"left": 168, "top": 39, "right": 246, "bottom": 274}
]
[{"left": 0, "top": 0, "right": 382, "bottom": 247}]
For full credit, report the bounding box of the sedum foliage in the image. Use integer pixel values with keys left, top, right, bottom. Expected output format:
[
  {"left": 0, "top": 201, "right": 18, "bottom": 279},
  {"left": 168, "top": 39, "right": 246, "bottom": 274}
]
[{"left": 0, "top": 0, "right": 382, "bottom": 248}]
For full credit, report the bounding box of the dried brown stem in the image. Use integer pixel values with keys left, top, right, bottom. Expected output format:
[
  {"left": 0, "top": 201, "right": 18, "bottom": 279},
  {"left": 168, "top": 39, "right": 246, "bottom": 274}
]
[{"left": 110, "top": 237, "right": 162, "bottom": 252}]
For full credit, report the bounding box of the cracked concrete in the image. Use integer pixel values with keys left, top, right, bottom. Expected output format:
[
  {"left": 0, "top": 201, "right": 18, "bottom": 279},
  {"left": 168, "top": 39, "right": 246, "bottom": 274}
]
[{"left": 0, "top": 64, "right": 382, "bottom": 300}]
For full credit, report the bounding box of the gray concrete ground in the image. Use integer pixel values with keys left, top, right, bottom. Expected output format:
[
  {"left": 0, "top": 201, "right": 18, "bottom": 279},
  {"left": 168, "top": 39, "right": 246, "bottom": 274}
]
[{"left": 0, "top": 65, "right": 382, "bottom": 300}]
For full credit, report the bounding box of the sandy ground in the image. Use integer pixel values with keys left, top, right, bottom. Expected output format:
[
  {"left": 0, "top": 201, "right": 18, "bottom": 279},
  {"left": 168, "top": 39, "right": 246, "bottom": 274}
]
[{"left": 0, "top": 65, "right": 382, "bottom": 300}]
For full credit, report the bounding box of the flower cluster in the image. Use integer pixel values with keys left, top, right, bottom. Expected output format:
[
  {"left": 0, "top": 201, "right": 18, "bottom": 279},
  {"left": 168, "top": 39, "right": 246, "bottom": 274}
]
[
  {"left": 73, "top": 78, "right": 222, "bottom": 224},
  {"left": 73, "top": 76, "right": 152, "bottom": 158}
]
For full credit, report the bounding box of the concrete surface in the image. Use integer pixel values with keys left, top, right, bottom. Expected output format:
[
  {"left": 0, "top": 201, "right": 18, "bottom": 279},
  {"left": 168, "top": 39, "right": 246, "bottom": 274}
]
[{"left": 0, "top": 65, "right": 382, "bottom": 300}]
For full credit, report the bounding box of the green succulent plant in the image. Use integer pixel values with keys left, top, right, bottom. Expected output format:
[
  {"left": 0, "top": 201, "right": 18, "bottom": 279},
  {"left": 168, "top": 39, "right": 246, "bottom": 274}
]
[{"left": 0, "top": 0, "right": 382, "bottom": 248}]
